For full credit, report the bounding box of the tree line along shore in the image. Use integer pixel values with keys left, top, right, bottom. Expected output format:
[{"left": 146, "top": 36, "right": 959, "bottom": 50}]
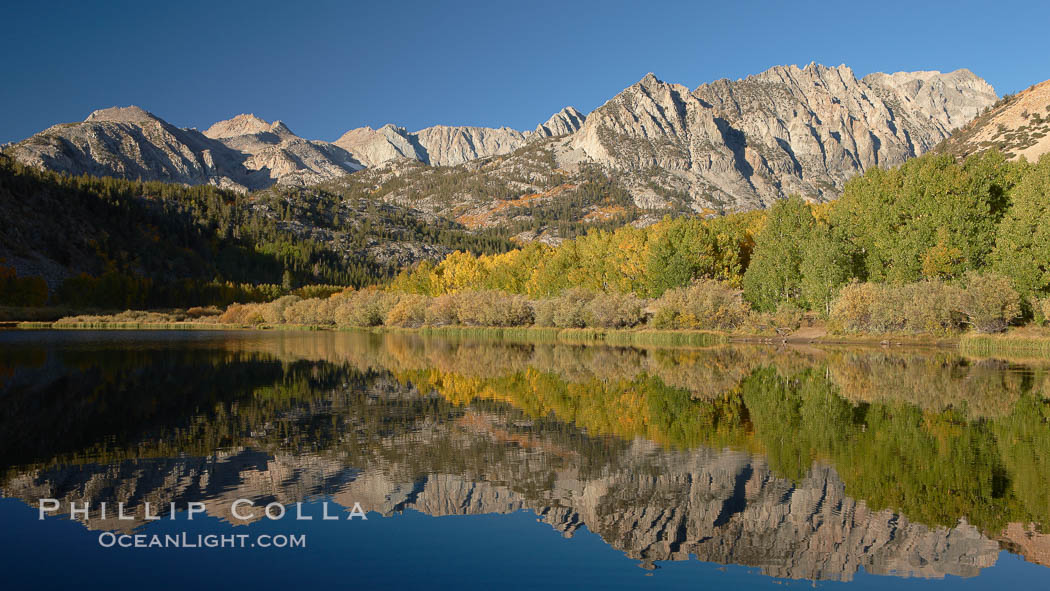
[
  {"left": 5, "top": 149, "right": 1050, "bottom": 353},
  {"left": 15, "top": 278, "right": 1049, "bottom": 355}
]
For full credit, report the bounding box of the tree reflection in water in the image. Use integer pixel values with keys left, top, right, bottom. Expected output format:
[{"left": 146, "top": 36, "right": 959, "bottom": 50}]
[{"left": 1, "top": 330, "right": 1048, "bottom": 580}]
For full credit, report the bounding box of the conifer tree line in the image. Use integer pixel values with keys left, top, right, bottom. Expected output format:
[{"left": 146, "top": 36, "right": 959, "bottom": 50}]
[{"left": 0, "top": 153, "right": 515, "bottom": 309}]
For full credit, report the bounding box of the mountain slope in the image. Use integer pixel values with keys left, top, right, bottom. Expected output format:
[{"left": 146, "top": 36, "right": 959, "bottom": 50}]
[
  {"left": 4, "top": 108, "right": 362, "bottom": 192},
  {"left": 333, "top": 105, "right": 585, "bottom": 167},
  {"left": 0, "top": 154, "right": 513, "bottom": 302},
  {"left": 937, "top": 79, "right": 1050, "bottom": 162},
  {"left": 862, "top": 69, "right": 996, "bottom": 130},
  {"left": 533, "top": 106, "right": 587, "bottom": 138},
  {"left": 566, "top": 64, "right": 997, "bottom": 210},
  {"left": 317, "top": 140, "right": 648, "bottom": 245},
  {"left": 203, "top": 113, "right": 363, "bottom": 186},
  {"left": 6, "top": 106, "right": 260, "bottom": 191},
  {"left": 334, "top": 124, "right": 529, "bottom": 167},
  {"left": 3, "top": 64, "right": 998, "bottom": 216}
]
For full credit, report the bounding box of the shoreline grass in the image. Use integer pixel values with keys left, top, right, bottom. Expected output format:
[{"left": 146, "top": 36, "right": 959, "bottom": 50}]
[
  {"left": 14, "top": 318, "right": 1050, "bottom": 361},
  {"left": 728, "top": 333, "right": 960, "bottom": 348},
  {"left": 960, "top": 332, "right": 1050, "bottom": 358},
  {"left": 8, "top": 321, "right": 726, "bottom": 348},
  {"left": 412, "top": 325, "right": 727, "bottom": 347},
  {"left": 15, "top": 321, "right": 239, "bottom": 330}
]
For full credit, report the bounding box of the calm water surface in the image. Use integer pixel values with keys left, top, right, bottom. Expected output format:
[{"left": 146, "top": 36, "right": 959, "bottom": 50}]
[{"left": 1, "top": 330, "right": 1048, "bottom": 589}]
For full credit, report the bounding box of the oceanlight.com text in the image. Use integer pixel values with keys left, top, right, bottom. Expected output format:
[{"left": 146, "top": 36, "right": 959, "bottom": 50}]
[{"left": 97, "top": 532, "right": 307, "bottom": 549}]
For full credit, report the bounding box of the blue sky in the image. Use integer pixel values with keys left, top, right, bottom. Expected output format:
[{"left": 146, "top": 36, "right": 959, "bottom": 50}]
[{"left": 1, "top": 0, "right": 1044, "bottom": 143}]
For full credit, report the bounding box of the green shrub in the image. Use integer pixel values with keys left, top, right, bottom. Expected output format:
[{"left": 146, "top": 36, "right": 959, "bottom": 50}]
[
  {"left": 293, "top": 285, "right": 345, "bottom": 300},
  {"left": 425, "top": 294, "right": 459, "bottom": 326},
  {"left": 218, "top": 302, "right": 266, "bottom": 325},
  {"left": 333, "top": 289, "right": 397, "bottom": 327},
  {"left": 185, "top": 306, "right": 221, "bottom": 319},
  {"left": 582, "top": 292, "right": 646, "bottom": 328},
  {"left": 262, "top": 295, "right": 301, "bottom": 324},
  {"left": 957, "top": 272, "right": 1022, "bottom": 333},
  {"left": 453, "top": 290, "right": 533, "bottom": 327},
  {"left": 532, "top": 288, "right": 598, "bottom": 328},
  {"left": 650, "top": 279, "right": 750, "bottom": 330},
  {"left": 1039, "top": 298, "right": 1050, "bottom": 325},
  {"left": 827, "top": 281, "right": 878, "bottom": 333},
  {"left": 829, "top": 280, "right": 962, "bottom": 334},
  {"left": 895, "top": 280, "right": 961, "bottom": 334},
  {"left": 738, "top": 302, "right": 804, "bottom": 335},
  {"left": 771, "top": 303, "right": 804, "bottom": 332},
  {"left": 285, "top": 296, "right": 339, "bottom": 326},
  {"left": 550, "top": 288, "right": 597, "bottom": 328},
  {"left": 532, "top": 298, "right": 556, "bottom": 327},
  {"left": 386, "top": 294, "right": 429, "bottom": 327}
]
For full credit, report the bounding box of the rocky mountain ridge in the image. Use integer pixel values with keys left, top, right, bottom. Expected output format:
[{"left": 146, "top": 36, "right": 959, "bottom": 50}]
[
  {"left": 3, "top": 63, "right": 998, "bottom": 215},
  {"left": 564, "top": 64, "right": 997, "bottom": 210},
  {"left": 4, "top": 105, "right": 587, "bottom": 192},
  {"left": 203, "top": 113, "right": 365, "bottom": 187},
  {"left": 4, "top": 106, "right": 364, "bottom": 192},
  {"left": 8, "top": 106, "right": 259, "bottom": 191},
  {"left": 332, "top": 105, "right": 587, "bottom": 167},
  {"left": 533, "top": 106, "right": 587, "bottom": 138}
]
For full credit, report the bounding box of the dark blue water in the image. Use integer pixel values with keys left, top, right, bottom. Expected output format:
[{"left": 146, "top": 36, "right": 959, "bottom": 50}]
[{"left": 2, "top": 499, "right": 1045, "bottom": 590}]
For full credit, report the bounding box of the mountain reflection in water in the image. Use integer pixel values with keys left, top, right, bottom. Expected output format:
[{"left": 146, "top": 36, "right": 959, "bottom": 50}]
[{"left": 1, "top": 330, "right": 1048, "bottom": 583}]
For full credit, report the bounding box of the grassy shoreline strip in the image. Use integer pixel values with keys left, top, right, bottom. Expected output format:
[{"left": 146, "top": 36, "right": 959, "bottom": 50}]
[
  {"left": 412, "top": 325, "right": 727, "bottom": 346},
  {"left": 960, "top": 334, "right": 1050, "bottom": 357},
  {"left": 11, "top": 321, "right": 728, "bottom": 347},
  {"left": 14, "top": 321, "right": 238, "bottom": 330},
  {"left": 16, "top": 320, "right": 1050, "bottom": 361}
]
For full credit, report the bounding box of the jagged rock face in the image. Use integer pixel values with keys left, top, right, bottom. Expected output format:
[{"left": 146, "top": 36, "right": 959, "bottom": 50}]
[
  {"left": 5, "top": 108, "right": 362, "bottom": 192},
  {"left": 335, "top": 123, "right": 529, "bottom": 167},
  {"left": 203, "top": 113, "right": 277, "bottom": 138},
  {"left": 85, "top": 105, "right": 155, "bottom": 123},
  {"left": 569, "top": 64, "right": 997, "bottom": 210},
  {"left": 204, "top": 113, "right": 363, "bottom": 187},
  {"left": 414, "top": 125, "right": 528, "bottom": 166},
  {"left": 568, "top": 73, "right": 758, "bottom": 207},
  {"left": 862, "top": 69, "right": 997, "bottom": 131},
  {"left": 533, "top": 106, "right": 586, "bottom": 138},
  {"left": 938, "top": 78, "right": 1050, "bottom": 162},
  {"left": 334, "top": 106, "right": 584, "bottom": 167},
  {"left": 3, "top": 64, "right": 998, "bottom": 211},
  {"left": 5, "top": 106, "right": 261, "bottom": 192},
  {"left": 332, "top": 124, "right": 426, "bottom": 168}
]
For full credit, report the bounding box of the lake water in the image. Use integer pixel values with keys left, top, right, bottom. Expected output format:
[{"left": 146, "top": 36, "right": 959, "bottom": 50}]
[{"left": 1, "top": 330, "right": 1048, "bottom": 589}]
